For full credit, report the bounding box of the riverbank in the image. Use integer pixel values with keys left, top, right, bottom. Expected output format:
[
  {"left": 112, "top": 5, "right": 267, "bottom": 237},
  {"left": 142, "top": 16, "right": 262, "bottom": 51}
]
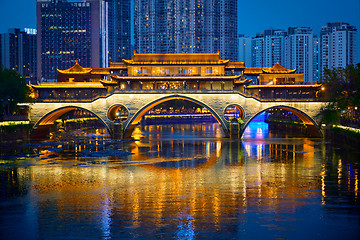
[
  {"left": 0, "top": 121, "right": 33, "bottom": 140},
  {"left": 326, "top": 125, "right": 360, "bottom": 148}
]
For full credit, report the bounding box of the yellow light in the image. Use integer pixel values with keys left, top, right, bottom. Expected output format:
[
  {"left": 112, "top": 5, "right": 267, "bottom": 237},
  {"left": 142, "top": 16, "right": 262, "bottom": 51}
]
[{"left": 321, "top": 87, "right": 325, "bottom": 91}]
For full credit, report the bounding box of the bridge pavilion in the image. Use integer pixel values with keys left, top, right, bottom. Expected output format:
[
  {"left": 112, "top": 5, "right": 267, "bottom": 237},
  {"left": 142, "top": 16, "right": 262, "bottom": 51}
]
[{"left": 30, "top": 51, "right": 321, "bottom": 100}]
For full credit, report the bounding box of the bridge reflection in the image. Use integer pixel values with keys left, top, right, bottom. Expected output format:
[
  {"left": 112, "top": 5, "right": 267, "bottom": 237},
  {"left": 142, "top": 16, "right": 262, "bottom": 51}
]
[{"left": 3, "top": 121, "right": 360, "bottom": 238}]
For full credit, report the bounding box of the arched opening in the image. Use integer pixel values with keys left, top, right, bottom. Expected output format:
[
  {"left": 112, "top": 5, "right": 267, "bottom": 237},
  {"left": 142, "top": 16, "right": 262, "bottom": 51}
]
[
  {"left": 123, "top": 95, "right": 228, "bottom": 138},
  {"left": 32, "top": 106, "right": 111, "bottom": 139},
  {"left": 242, "top": 106, "right": 322, "bottom": 139},
  {"left": 108, "top": 104, "right": 129, "bottom": 122},
  {"left": 224, "top": 104, "right": 245, "bottom": 122}
]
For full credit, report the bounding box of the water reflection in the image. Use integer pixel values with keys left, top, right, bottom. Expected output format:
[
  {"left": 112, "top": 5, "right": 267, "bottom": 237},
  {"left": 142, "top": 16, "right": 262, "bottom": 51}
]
[{"left": 0, "top": 122, "right": 360, "bottom": 239}]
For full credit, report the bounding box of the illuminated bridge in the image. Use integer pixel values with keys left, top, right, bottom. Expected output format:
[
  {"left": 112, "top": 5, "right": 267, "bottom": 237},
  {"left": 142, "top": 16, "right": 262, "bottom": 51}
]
[
  {"left": 29, "top": 90, "right": 326, "bottom": 138},
  {"left": 29, "top": 52, "right": 326, "bottom": 138}
]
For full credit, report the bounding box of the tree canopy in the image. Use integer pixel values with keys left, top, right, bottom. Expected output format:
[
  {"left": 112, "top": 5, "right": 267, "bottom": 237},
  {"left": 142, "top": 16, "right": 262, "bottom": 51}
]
[
  {"left": 0, "top": 66, "right": 32, "bottom": 121},
  {"left": 322, "top": 63, "right": 360, "bottom": 109},
  {"left": 319, "top": 63, "right": 360, "bottom": 124}
]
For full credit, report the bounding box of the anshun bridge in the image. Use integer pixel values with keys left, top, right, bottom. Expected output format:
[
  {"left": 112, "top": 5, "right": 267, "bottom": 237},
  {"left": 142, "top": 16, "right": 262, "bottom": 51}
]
[{"left": 29, "top": 51, "right": 326, "bottom": 138}]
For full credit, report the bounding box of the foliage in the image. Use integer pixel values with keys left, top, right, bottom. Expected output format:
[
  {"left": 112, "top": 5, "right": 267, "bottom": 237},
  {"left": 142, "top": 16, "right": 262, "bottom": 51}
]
[
  {"left": 331, "top": 125, "right": 360, "bottom": 141},
  {"left": 322, "top": 63, "right": 360, "bottom": 110},
  {"left": 318, "top": 104, "right": 340, "bottom": 125},
  {"left": 319, "top": 64, "right": 360, "bottom": 125},
  {"left": 0, "top": 66, "right": 32, "bottom": 121}
]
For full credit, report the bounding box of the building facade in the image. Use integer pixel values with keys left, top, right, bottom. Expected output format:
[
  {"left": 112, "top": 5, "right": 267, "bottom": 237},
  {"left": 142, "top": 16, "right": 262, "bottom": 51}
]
[
  {"left": 251, "top": 29, "right": 287, "bottom": 69},
  {"left": 285, "top": 27, "right": 314, "bottom": 83},
  {"left": 37, "top": 0, "right": 101, "bottom": 81},
  {"left": 313, "top": 36, "right": 320, "bottom": 83},
  {"left": 104, "top": 0, "right": 131, "bottom": 63},
  {"left": 37, "top": 0, "right": 131, "bottom": 81},
  {"left": 320, "top": 22, "right": 357, "bottom": 78},
  {"left": 0, "top": 28, "right": 37, "bottom": 81},
  {"left": 238, "top": 35, "right": 252, "bottom": 67},
  {"left": 134, "top": 0, "right": 238, "bottom": 61}
]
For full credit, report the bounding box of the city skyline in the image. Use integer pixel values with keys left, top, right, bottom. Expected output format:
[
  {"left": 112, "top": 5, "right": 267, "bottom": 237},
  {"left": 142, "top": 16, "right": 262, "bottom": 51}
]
[{"left": 0, "top": 0, "right": 359, "bottom": 62}]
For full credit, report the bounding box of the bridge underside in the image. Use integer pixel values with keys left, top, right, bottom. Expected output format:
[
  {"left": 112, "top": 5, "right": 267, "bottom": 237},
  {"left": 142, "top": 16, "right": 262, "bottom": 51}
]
[{"left": 29, "top": 92, "right": 326, "bottom": 139}]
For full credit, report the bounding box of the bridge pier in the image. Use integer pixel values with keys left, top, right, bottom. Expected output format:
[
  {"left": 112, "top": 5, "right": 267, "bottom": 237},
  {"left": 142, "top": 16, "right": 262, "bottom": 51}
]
[
  {"left": 111, "top": 122, "right": 124, "bottom": 139},
  {"left": 229, "top": 120, "right": 240, "bottom": 138},
  {"left": 32, "top": 124, "right": 52, "bottom": 139}
]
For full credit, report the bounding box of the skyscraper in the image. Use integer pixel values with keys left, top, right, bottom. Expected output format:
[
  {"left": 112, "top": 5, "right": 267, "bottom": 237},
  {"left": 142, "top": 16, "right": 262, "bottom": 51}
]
[
  {"left": 285, "top": 27, "right": 314, "bottom": 83},
  {"left": 103, "top": 0, "right": 131, "bottom": 63},
  {"left": 313, "top": 36, "right": 320, "bottom": 83},
  {"left": 0, "top": 28, "right": 37, "bottom": 81},
  {"left": 134, "top": 0, "right": 238, "bottom": 61},
  {"left": 251, "top": 29, "right": 286, "bottom": 68},
  {"left": 320, "top": 22, "right": 357, "bottom": 78},
  {"left": 238, "top": 34, "right": 252, "bottom": 66},
  {"left": 37, "top": 0, "right": 102, "bottom": 81}
]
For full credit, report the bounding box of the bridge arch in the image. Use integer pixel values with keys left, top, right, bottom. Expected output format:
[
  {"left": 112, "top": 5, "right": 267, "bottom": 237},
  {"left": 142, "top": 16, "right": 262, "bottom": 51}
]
[
  {"left": 123, "top": 94, "right": 229, "bottom": 138},
  {"left": 223, "top": 104, "right": 245, "bottom": 121},
  {"left": 32, "top": 106, "right": 111, "bottom": 137},
  {"left": 242, "top": 105, "right": 323, "bottom": 138}
]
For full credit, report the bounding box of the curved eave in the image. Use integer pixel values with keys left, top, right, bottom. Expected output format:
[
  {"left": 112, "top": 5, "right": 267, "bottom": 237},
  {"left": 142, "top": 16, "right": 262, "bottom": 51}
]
[
  {"left": 122, "top": 60, "right": 229, "bottom": 66},
  {"left": 57, "top": 69, "right": 92, "bottom": 75},
  {"left": 110, "top": 75, "right": 242, "bottom": 81},
  {"left": 262, "top": 69, "right": 297, "bottom": 74},
  {"left": 245, "top": 84, "right": 322, "bottom": 88},
  {"left": 234, "top": 79, "right": 252, "bottom": 84},
  {"left": 100, "top": 80, "right": 118, "bottom": 86},
  {"left": 30, "top": 84, "right": 106, "bottom": 89}
]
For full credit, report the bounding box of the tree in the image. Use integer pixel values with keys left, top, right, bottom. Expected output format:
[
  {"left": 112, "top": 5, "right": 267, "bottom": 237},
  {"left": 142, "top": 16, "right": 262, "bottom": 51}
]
[
  {"left": 0, "top": 66, "right": 32, "bottom": 121},
  {"left": 322, "top": 63, "right": 360, "bottom": 110},
  {"left": 319, "top": 64, "right": 360, "bottom": 125}
]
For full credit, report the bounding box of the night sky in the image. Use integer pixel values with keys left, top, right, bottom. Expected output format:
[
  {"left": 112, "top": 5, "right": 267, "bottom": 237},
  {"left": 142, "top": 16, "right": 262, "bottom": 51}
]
[{"left": 0, "top": 0, "right": 359, "bottom": 62}]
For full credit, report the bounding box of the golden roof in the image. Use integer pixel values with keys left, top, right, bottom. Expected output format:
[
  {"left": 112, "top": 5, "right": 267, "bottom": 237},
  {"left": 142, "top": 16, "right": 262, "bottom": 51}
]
[
  {"left": 57, "top": 60, "right": 92, "bottom": 74},
  {"left": 91, "top": 68, "right": 110, "bottom": 75},
  {"left": 109, "top": 62, "right": 127, "bottom": 69},
  {"left": 225, "top": 62, "right": 246, "bottom": 69},
  {"left": 123, "top": 50, "right": 229, "bottom": 65},
  {"left": 110, "top": 75, "right": 241, "bottom": 81},
  {"left": 245, "top": 84, "right": 322, "bottom": 88},
  {"left": 31, "top": 82, "right": 106, "bottom": 89},
  {"left": 243, "top": 67, "right": 264, "bottom": 75},
  {"left": 100, "top": 80, "right": 118, "bottom": 86},
  {"left": 262, "top": 60, "right": 296, "bottom": 74}
]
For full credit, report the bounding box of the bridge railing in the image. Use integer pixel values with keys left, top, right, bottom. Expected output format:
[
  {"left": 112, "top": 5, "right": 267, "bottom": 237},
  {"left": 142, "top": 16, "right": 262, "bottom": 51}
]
[{"left": 32, "top": 89, "right": 323, "bottom": 103}]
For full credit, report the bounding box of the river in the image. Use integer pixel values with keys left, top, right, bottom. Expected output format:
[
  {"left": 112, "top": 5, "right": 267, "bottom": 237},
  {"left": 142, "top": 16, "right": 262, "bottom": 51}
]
[{"left": 0, "top": 121, "right": 359, "bottom": 239}]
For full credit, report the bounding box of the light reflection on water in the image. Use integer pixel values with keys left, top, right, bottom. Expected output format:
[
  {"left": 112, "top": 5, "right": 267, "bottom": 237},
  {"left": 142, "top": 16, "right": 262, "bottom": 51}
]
[{"left": 0, "top": 122, "right": 359, "bottom": 239}]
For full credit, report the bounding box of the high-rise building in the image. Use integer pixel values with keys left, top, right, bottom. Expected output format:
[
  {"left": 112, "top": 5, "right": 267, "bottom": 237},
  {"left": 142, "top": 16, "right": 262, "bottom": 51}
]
[
  {"left": 134, "top": 0, "right": 238, "bottom": 61},
  {"left": 238, "top": 34, "right": 252, "bottom": 66},
  {"left": 37, "top": 0, "right": 131, "bottom": 81},
  {"left": 251, "top": 29, "right": 286, "bottom": 68},
  {"left": 252, "top": 33, "right": 265, "bottom": 68},
  {"left": 37, "top": 0, "right": 102, "bottom": 81},
  {"left": 0, "top": 28, "right": 37, "bottom": 81},
  {"left": 285, "top": 27, "right": 314, "bottom": 83},
  {"left": 313, "top": 36, "right": 320, "bottom": 83},
  {"left": 103, "top": 0, "right": 131, "bottom": 63},
  {"left": 320, "top": 22, "right": 357, "bottom": 78}
]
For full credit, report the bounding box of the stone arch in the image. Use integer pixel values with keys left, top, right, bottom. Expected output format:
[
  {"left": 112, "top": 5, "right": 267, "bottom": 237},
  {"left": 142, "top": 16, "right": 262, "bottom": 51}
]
[
  {"left": 108, "top": 104, "right": 129, "bottom": 122},
  {"left": 32, "top": 106, "right": 111, "bottom": 137},
  {"left": 241, "top": 105, "right": 323, "bottom": 138},
  {"left": 223, "top": 104, "right": 245, "bottom": 121},
  {"left": 123, "top": 94, "right": 229, "bottom": 138}
]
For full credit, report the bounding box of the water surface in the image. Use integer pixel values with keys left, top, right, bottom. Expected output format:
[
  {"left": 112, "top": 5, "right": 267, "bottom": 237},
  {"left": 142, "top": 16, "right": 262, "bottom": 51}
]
[{"left": 0, "top": 122, "right": 359, "bottom": 239}]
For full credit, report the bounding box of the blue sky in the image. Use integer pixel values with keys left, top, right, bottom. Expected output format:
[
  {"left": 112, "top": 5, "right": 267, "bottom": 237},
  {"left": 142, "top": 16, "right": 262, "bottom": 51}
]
[{"left": 0, "top": 0, "right": 359, "bottom": 62}]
